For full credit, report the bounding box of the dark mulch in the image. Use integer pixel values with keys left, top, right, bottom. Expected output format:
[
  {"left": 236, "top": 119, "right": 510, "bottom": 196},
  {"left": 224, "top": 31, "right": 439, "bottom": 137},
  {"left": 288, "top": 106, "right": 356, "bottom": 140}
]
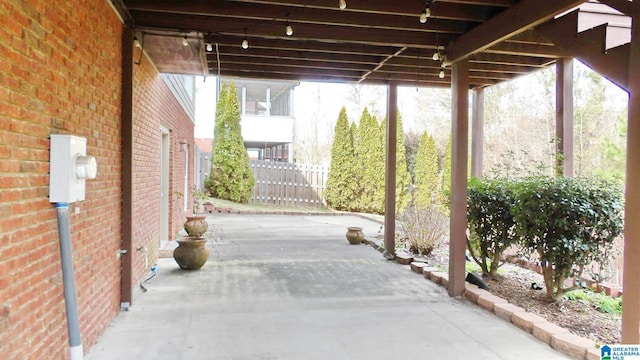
[{"left": 420, "top": 244, "right": 621, "bottom": 345}]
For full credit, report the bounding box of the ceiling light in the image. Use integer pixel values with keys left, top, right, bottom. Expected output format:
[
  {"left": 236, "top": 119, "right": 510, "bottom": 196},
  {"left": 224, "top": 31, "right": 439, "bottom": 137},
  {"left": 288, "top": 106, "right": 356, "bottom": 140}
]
[
  {"left": 285, "top": 14, "right": 293, "bottom": 36},
  {"left": 134, "top": 36, "right": 141, "bottom": 48},
  {"left": 205, "top": 43, "right": 213, "bottom": 52},
  {"left": 339, "top": 0, "right": 347, "bottom": 9},
  {"left": 439, "top": 69, "right": 445, "bottom": 79},
  {"left": 432, "top": 51, "right": 440, "bottom": 61},
  {"left": 242, "top": 28, "right": 249, "bottom": 49},
  {"left": 420, "top": 1, "right": 432, "bottom": 24},
  {"left": 182, "top": 36, "right": 188, "bottom": 46},
  {"left": 420, "top": 8, "right": 431, "bottom": 23}
]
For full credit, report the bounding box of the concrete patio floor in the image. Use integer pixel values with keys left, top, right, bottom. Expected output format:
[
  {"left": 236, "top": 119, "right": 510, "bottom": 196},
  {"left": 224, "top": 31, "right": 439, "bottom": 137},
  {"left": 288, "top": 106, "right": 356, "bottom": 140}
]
[{"left": 86, "top": 214, "right": 569, "bottom": 360}]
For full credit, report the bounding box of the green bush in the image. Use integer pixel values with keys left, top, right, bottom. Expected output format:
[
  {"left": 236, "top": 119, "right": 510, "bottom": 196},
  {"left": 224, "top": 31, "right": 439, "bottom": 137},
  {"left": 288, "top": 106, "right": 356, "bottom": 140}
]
[
  {"left": 513, "top": 176, "right": 624, "bottom": 301},
  {"left": 466, "top": 177, "right": 520, "bottom": 279},
  {"left": 564, "top": 289, "right": 622, "bottom": 314}
]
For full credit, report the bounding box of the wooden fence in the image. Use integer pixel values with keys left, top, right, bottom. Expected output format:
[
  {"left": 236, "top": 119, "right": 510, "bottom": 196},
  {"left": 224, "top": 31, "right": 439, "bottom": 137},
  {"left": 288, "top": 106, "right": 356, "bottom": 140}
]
[{"left": 249, "top": 160, "right": 328, "bottom": 207}]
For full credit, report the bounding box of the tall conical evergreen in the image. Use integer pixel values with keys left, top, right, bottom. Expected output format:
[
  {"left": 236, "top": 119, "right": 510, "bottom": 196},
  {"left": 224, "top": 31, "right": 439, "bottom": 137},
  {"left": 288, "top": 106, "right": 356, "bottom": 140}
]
[
  {"left": 439, "top": 136, "right": 452, "bottom": 211},
  {"left": 381, "top": 114, "right": 411, "bottom": 212},
  {"left": 213, "top": 82, "right": 229, "bottom": 143},
  {"left": 348, "top": 121, "right": 362, "bottom": 212},
  {"left": 325, "top": 107, "right": 359, "bottom": 210},
  {"left": 414, "top": 132, "right": 439, "bottom": 208},
  {"left": 357, "top": 109, "right": 385, "bottom": 214},
  {"left": 205, "top": 81, "right": 255, "bottom": 203}
]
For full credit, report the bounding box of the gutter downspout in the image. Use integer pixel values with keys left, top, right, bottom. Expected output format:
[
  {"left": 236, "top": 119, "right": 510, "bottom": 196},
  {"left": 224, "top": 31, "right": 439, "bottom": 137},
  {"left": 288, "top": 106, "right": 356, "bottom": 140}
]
[{"left": 56, "top": 203, "right": 83, "bottom": 360}]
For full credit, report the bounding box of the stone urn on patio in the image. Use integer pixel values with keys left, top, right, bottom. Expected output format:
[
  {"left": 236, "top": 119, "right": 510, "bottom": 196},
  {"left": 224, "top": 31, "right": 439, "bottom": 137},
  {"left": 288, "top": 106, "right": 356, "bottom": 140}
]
[
  {"left": 345, "top": 226, "right": 365, "bottom": 245},
  {"left": 173, "top": 215, "right": 210, "bottom": 270}
]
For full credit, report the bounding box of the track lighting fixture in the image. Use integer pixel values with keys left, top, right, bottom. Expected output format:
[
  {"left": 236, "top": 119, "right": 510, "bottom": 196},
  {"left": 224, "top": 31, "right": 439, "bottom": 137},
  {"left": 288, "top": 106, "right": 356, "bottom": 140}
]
[
  {"left": 285, "top": 14, "right": 293, "bottom": 36},
  {"left": 182, "top": 36, "right": 188, "bottom": 46},
  {"left": 339, "top": 0, "right": 347, "bottom": 9}
]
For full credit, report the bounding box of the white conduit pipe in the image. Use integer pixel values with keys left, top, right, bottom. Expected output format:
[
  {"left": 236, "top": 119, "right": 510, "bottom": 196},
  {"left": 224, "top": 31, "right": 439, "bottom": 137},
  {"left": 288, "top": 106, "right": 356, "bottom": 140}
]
[{"left": 56, "top": 203, "right": 84, "bottom": 360}]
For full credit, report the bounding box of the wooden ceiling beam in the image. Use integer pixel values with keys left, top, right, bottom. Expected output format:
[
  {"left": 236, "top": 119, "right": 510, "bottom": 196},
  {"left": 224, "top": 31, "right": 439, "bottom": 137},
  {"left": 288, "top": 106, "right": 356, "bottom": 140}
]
[
  {"left": 437, "top": 0, "right": 512, "bottom": 6},
  {"left": 215, "top": 62, "right": 366, "bottom": 77},
  {"left": 597, "top": 0, "right": 632, "bottom": 16},
  {"left": 445, "top": 0, "right": 587, "bottom": 64},
  {"left": 486, "top": 42, "right": 565, "bottom": 58},
  {"left": 216, "top": 0, "right": 492, "bottom": 21},
  {"left": 210, "top": 46, "right": 384, "bottom": 65},
  {"left": 124, "top": 1, "right": 469, "bottom": 34},
  {"left": 131, "top": 10, "right": 440, "bottom": 48},
  {"left": 383, "top": 60, "right": 537, "bottom": 75},
  {"left": 203, "top": 34, "right": 404, "bottom": 57},
  {"left": 469, "top": 53, "right": 553, "bottom": 66},
  {"left": 212, "top": 56, "right": 377, "bottom": 72}
]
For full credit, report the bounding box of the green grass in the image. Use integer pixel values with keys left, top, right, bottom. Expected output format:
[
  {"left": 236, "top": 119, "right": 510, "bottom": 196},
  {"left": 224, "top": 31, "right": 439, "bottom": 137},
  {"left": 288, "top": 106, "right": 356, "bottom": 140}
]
[{"left": 209, "top": 197, "right": 331, "bottom": 213}]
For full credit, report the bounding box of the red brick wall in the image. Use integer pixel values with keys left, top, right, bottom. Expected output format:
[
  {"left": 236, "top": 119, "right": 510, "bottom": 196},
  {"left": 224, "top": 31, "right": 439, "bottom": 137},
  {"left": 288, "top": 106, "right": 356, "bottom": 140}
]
[
  {"left": 131, "top": 48, "right": 195, "bottom": 285},
  {"left": 0, "top": 0, "right": 194, "bottom": 359}
]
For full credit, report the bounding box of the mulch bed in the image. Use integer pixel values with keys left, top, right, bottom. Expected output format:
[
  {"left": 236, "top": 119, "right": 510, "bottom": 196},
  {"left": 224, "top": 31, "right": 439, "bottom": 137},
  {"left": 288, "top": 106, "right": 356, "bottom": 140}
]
[{"left": 420, "top": 244, "right": 621, "bottom": 345}]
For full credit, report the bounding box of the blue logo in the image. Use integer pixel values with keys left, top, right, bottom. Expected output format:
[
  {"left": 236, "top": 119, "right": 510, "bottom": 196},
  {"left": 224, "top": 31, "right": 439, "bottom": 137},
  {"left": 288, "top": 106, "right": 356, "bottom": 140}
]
[{"left": 601, "top": 345, "right": 611, "bottom": 360}]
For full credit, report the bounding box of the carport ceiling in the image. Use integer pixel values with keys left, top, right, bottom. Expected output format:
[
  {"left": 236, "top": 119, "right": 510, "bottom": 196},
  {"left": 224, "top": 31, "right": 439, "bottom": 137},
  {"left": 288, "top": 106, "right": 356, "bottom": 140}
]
[{"left": 122, "top": 0, "right": 590, "bottom": 88}]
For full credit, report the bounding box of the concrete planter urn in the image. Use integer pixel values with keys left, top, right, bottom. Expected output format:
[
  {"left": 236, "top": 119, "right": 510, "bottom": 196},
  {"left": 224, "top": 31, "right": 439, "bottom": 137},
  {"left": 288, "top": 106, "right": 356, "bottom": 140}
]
[
  {"left": 174, "top": 215, "right": 210, "bottom": 270},
  {"left": 173, "top": 238, "right": 209, "bottom": 270},
  {"left": 184, "top": 215, "right": 208, "bottom": 238},
  {"left": 346, "top": 227, "right": 365, "bottom": 245}
]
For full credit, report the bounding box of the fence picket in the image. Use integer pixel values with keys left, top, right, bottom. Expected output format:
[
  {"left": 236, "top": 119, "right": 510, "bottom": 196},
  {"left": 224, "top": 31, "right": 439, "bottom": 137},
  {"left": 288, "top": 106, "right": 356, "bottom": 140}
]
[{"left": 249, "top": 160, "right": 327, "bottom": 207}]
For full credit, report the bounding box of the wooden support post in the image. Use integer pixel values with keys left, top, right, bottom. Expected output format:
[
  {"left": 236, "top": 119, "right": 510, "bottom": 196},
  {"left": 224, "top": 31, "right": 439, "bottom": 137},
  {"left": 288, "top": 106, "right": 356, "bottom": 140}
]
[
  {"left": 449, "top": 60, "right": 469, "bottom": 297},
  {"left": 556, "top": 58, "right": 574, "bottom": 177},
  {"left": 471, "top": 88, "right": 484, "bottom": 178},
  {"left": 120, "top": 22, "right": 134, "bottom": 308},
  {"left": 384, "top": 82, "right": 398, "bottom": 259},
  {"left": 622, "top": 0, "right": 640, "bottom": 344}
]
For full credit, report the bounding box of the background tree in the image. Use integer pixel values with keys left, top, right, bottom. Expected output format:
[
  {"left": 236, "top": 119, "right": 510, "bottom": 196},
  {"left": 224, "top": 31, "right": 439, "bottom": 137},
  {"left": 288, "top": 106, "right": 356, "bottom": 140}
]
[
  {"left": 357, "top": 109, "right": 385, "bottom": 213},
  {"left": 413, "top": 132, "right": 439, "bottom": 208},
  {"left": 404, "top": 131, "right": 422, "bottom": 183},
  {"left": 391, "top": 114, "right": 411, "bottom": 212},
  {"left": 205, "top": 82, "right": 255, "bottom": 203},
  {"left": 325, "top": 107, "right": 359, "bottom": 210},
  {"left": 438, "top": 136, "right": 452, "bottom": 211}
]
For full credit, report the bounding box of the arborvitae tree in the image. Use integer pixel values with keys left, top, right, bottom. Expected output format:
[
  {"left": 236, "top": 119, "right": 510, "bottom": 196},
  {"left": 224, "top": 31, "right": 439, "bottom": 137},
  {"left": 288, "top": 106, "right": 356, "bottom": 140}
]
[
  {"left": 348, "top": 122, "right": 362, "bottom": 212},
  {"left": 380, "top": 115, "right": 411, "bottom": 213},
  {"left": 325, "top": 107, "right": 359, "bottom": 210},
  {"left": 213, "top": 82, "right": 229, "bottom": 143},
  {"left": 439, "top": 136, "right": 452, "bottom": 211},
  {"left": 414, "top": 132, "right": 440, "bottom": 208},
  {"left": 394, "top": 114, "right": 411, "bottom": 212},
  {"left": 205, "top": 82, "right": 255, "bottom": 203},
  {"left": 357, "top": 109, "right": 385, "bottom": 214}
]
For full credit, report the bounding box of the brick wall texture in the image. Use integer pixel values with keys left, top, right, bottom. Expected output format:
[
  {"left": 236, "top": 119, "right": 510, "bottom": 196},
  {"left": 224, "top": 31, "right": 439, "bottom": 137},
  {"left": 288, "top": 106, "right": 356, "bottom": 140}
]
[{"left": 0, "top": 1, "right": 194, "bottom": 359}]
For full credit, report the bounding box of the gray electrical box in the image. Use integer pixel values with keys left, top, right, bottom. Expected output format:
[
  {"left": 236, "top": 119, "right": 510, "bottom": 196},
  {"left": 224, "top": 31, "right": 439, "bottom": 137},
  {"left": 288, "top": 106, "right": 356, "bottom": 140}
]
[{"left": 49, "top": 134, "right": 97, "bottom": 203}]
